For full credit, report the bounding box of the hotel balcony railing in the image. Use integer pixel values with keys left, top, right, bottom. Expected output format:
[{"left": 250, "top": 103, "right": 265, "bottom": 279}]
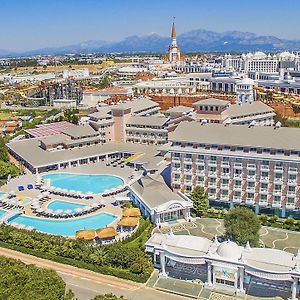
[
  {"left": 172, "top": 178, "right": 181, "bottom": 184},
  {"left": 172, "top": 157, "right": 181, "bottom": 162},
  {"left": 273, "top": 190, "right": 282, "bottom": 195},
  {"left": 260, "top": 188, "right": 268, "bottom": 194},
  {"left": 286, "top": 203, "right": 296, "bottom": 210},
  {"left": 233, "top": 173, "right": 242, "bottom": 179},
  {"left": 259, "top": 201, "right": 268, "bottom": 207},
  {"left": 183, "top": 169, "right": 193, "bottom": 175},
  {"left": 221, "top": 184, "right": 229, "bottom": 189},
  {"left": 196, "top": 170, "right": 205, "bottom": 175},
  {"left": 274, "top": 167, "right": 283, "bottom": 173},
  {"left": 220, "top": 196, "right": 230, "bottom": 201},
  {"left": 234, "top": 185, "right": 242, "bottom": 190},
  {"left": 247, "top": 175, "right": 256, "bottom": 181},
  {"left": 274, "top": 177, "right": 283, "bottom": 183},
  {"left": 261, "top": 165, "right": 270, "bottom": 171},
  {"left": 272, "top": 202, "right": 281, "bottom": 208},
  {"left": 288, "top": 179, "right": 297, "bottom": 185},
  {"left": 234, "top": 163, "right": 243, "bottom": 169},
  {"left": 184, "top": 158, "right": 192, "bottom": 163},
  {"left": 247, "top": 164, "right": 256, "bottom": 170},
  {"left": 288, "top": 168, "right": 298, "bottom": 174},
  {"left": 221, "top": 162, "right": 230, "bottom": 167},
  {"left": 221, "top": 172, "right": 230, "bottom": 178},
  {"left": 172, "top": 168, "right": 182, "bottom": 174},
  {"left": 246, "top": 188, "right": 255, "bottom": 193},
  {"left": 208, "top": 160, "right": 217, "bottom": 166},
  {"left": 233, "top": 197, "right": 242, "bottom": 203},
  {"left": 245, "top": 198, "right": 255, "bottom": 205},
  {"left": 208, "top": 172, "right": 217, "bottom": 178},
  {"left": 287, "top": 191, "right": 296, "bottom": 197},
  {"left": 260, "top": 177, "right": 269, "bottom": 183},
  {"left": 196, "top": 159, "right": 205, "bottom": 165}
]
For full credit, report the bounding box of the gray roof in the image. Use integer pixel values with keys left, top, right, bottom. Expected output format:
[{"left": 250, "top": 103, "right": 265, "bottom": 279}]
[
  {"left": 7, "top": 139, "right": 161, "bottom": 168},
  {"left": 166, "top": 105, "right": 193, "bottom": 114},
  {"left": 130, "top": 175, "right": 184, "bottom": 209},
  {"left": 62, "top": 124, "right": 97, "bottom": 139},
  {"left": 113, "top": 97, "right": 159, "bottom": 114},
  {"left": 39, "top": 134, "right": 69, "bottom": 146},
  {"left": 225, "top": 101, "right": 274, "bottom": 118},
  {"left": 170, "top": 121, "right": 300, "bottom": 151},
  {"left": 88, "top": 107, "right": 112, "bottom": 120},
  {"left": 193, "top": 98, "right": 230, "bottom": 106},
  {"left": 126, "top": 116, "right": 168, "bottom": 127}
]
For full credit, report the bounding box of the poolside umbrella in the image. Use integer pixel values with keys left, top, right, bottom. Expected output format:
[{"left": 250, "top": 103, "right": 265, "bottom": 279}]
[
  {"left": 54, "top": 209, "right": 63, "bottom": 214},
  {"left": 31, "top": 204, "right": 40, "bottom": 210},
  {"left": 31, "top": 200, "right": 39, "bottom": 206},
  {"left": 91, "top": 203, "right": 98, "bottom": 208},
  {"left": 45, "top": 209, "right": 53, "bottom": 214},
  {"left": 95, "top": 227, "right": 118, "bottom": 239},
  {"left": 36, "top": 208, "right": 44, "bottom": 213},
  {"left": 77, "top": 192, "right": 84, "bottom": 198},
  {"left": 75, "top": 207, "right": 83, "bottom": 213},
  {"left": 75, "top": 230, "right": 96, "bottom": 240},
  {"left": 42, "top": 191, "right": 50, "bottom": 197},
  {"left": 83, "top": 206, "right": 91, "bottom": 212},
  {"left": 9, "top": 191, "right": 15, "bottom": 197},
  {"left": 64, "top": 209, "right": 72, "bottom": 215}
]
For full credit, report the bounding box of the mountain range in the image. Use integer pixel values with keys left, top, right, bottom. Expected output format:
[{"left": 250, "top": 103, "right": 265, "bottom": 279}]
[{"left": 2, "top": 29, "right": 300, "bottom": 56}]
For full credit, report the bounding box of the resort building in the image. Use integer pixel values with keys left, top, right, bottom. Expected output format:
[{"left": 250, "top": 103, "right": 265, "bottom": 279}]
[
  {"left": 146, "top": 233, "right": 300, "bottom": 299},
  {"left": 193, "top": 99, "right": 275, "bottom": 126},
  {"left": 169, "top": 121, "right": 300, "bottom": 218},
  {"left": 128, "top": 175, "right": 193, "bottom": 225}
]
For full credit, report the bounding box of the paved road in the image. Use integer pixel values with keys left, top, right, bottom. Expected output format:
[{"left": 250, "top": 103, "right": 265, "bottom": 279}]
[{"left": 0, "top": 247, "right": 189, "bottom": 300}]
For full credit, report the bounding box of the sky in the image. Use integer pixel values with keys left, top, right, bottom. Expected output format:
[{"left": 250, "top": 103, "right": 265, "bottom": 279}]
[{"left": 1, "top": 0, "right": 300, "bottom": 51}]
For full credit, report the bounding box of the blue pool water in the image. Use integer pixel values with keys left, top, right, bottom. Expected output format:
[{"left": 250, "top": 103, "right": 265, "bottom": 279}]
[
  {"left": 47, "top": 200, "right": 84, "bottom": 211},
  {"left": 0, "top": 192, "right": 5, "bottom": 197},
  {"left": 8, "top": 212, "right": 117, "bottom": 236},
  {"left": 43, "top": 173, "right": 124, "bottom": 194}
]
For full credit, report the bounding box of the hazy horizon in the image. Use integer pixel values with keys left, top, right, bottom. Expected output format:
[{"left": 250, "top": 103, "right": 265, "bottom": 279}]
[{"left": 1, "top": 0, "right": 300, "bottom": 52}]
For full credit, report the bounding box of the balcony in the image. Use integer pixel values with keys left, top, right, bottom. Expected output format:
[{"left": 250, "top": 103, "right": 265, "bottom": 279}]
[
  {"left": 183, "top": 169, "right": 193, "bottom": 175},
  {"left": 288, "top": 180, "right": 297, "bottom": 186},
  {"left": 208, "top": 172, "right": 217, "bottom": 178},
  {"left": 220, "top": 196, "right": 230, "bottom": 201},
  {"left": 261, "top": 165, "right": 270, "bottom": 171},
  {"left": 172, "top": 157, "right": 180, "bottom": 162},
  {"left": 184, "top": 158, "right": 192, "bottom": 163},
  {"left": 196, "top": 159, "right": 205, "bottom": 165},
  {"left": 247, "top": 164, "right": 256, "bottom": 171},
  {"left": 172, "top": 178, "right": 181, "bottom": 184},
  {"left": 233, "top": 197, "right": 242, "bottom": 203},
  {"left": 273, "top": 190, "right": 282, "bottom": 196},
  {"left": 259, "top": 189, "right": 268, "bottom": 194},
  {"left": 286, "top": 203, "right": 296, "bottom": 210},
  {"left": 234, "top": 163, "right": 243, "bottom": 169},
  {"left": 260, "top": 177, "right": 269, "bottom": 183},
  {"left": 234, "top": 186, "right": 242, "bottom": 191},
  {"left": 259, "top": 201, "right": 268, "bottom": 207},
  {"left": 221, "top": 162, "right": 230, "bottom": 167},
  {"left": 288, "top": 168, "right": 298, "bottom": 174},
  {"left": 172, "top": 168, "right": 182, "bottom": 174},
  {"left": 208, "top": 160, "right": 217, "bottom": 167},
  {"left": 247, "top": 175, "right": 256, "bottom": 181},
  {"left": 272, "top": 202, "right": 281, "bottom": 208},
  {"left": 274, "top": 177, "right": 283, "bottom": 183},
  {"left": 221, "top": 173, "right": 230, "bottom": 179},
  {"left": 274, "top": 167, "right": 283, "bottom": 173},
  {"left": 246, "top": 198, "right": 255, "bottom": 205},
  {"left": 221, "top": 184, "right": 229, "bottom": 190}
]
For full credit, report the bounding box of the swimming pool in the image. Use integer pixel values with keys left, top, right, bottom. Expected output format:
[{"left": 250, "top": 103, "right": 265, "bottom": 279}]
[
  {"left": 43, "top": 173, "right": 124, "bottom": 194},
  {"left": 8, "top": 212, "right": 117, "bottom": 236},
  {"left": 47, "top": 200, "right": 85, "bottom": 211}
]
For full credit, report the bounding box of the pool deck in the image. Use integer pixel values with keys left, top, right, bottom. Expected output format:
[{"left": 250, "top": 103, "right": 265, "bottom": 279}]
[{"left": 0, "top": 162, "right": 137, "bottom": 231}]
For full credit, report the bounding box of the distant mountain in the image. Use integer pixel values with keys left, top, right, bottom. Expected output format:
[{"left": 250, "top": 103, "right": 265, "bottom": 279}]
[{"left": 2, "top": 29, "right": 300, "bottom": 56}]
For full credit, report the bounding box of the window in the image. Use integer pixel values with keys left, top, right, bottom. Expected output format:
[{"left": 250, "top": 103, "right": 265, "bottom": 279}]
[
  {"left": 248, "top": 182, "right": 255, "bottom": 188},
  {"left": 210, "top": 178, "right": 216, "bottom": 184},
  {"left": 235, "top": 180, "right": 242, "bottom": 187},
  {"left": 197, "top": 165, "right": 204, "bottom": 171},
  {"left": 261, "top": 183, "right": 268, "bottom": 189},
  {"left": 274, "top": 196, "right": 280, "bottom": 203},
  {"left": 234, "top": 191, "right": 241, "bottom": 197},
  {"left": 247, "top": 193, "right": 254, "bottom": 199},
  {"left": 261, "top": 171, "right": 269, "bottom": 177},
  {"left": 275, "top": 173, "right": 282, "bottom": 179},
  {"left": 222, "top": 179, "right": 229, "bottom": 185},
  {"left": 287, "top": 197, "right": 295, "bottom": 204},
  {"left": 185, "top": 154, "right": 192, "bottom": 158},
  {"left": 260, "top": 194, "right": 267, "bottom": 201},
  {"left": 185, "top": 164, "right": 192, "bottom": 170},
  {"left": 248, "top": 170, "right": 255, "bottom": 176},
  {"left": 288, "top": 186, "right": 296, "bottom": 192},
  {"left": 186, "top": 175, "right": 192, "bottom": 181},
  {"left": 198, "top": 155, "right": 204, "bottom": 160},
  {"left": 186, "top": 185, "right": 192, "bottom": 192},
  {"left": 210, "top": 167, "right": 217, "bottom": 172},
  {"left": 274, "top": 184, "right": 281, "bottom": 191},
  {"left": 221, "top": 190, "right": 228, "bottom": 196}
]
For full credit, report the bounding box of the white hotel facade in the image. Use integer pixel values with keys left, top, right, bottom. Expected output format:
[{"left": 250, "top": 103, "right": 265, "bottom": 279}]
[{"left": 169, "top": 122, "right": 300, "bottom": 218}]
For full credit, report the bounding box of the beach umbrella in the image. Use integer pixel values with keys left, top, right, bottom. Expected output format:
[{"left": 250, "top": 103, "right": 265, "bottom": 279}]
[
  {"left": 31, "top": 204, "right": 40, "bottom": 209},
  {"left": 83, "top": 206, "right": 91, "bottom": 212},
  {"left": 54, "top": 209, "right": 63, "bottom": 214},
  {"left": 36, "top": 208, "right": 44, "bottom": 213},
  {"left": 42, "top": 191, "right": 50, "bottom": 197},
  {"left": 45, "top": 209, "right": 53, "bottom": 214},
  {"left": 64, "top": 209, "right": 72, "bottom": 215},
  {"left": 75, "top": 207, "right": 83, "bottom": 213},
  {"left": 91, "top": 203, "right": 98, "bottom": 208}
]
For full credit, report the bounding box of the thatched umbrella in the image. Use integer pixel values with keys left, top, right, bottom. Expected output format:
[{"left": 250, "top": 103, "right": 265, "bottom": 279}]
[
  {"left": 75, "top": 230, "right": 96, "bottom": 240},
  {"left": 122, "top": 208, "right": 141, "bottom": 218},
  {"left": 117, "top": 217, "right": 139, "bottom": 228},
  {"left": 95, "top": 227, "right": 118, "bottom": 239}
]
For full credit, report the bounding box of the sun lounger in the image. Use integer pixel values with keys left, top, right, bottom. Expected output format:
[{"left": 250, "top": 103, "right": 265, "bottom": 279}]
[
  {"left": 18, "top": 186, "right": 24, "bottom": 191},
  {"left": 27, "top": 184, "right": 33, "bottom": 190}
]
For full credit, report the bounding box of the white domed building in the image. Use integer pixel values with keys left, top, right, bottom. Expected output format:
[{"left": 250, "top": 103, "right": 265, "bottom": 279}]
[{"left": 146, "top": 233, "right": 300, "bottom": 299}]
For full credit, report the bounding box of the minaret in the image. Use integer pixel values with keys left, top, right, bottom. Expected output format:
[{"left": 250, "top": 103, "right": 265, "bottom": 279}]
[{"left": 168, "top": 17, "right": 181, "bottom": 63}]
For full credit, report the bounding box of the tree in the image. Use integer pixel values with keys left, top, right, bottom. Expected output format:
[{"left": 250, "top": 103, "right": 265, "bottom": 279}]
[
  {"left": 0, "top": 137, "right": 9, "bottom": 162},
  {"left": 191, "top": 186, "right": 209, "bottom": 216},
  {"left": 224, "top": 207, "right": 261, "bottom": 247}
]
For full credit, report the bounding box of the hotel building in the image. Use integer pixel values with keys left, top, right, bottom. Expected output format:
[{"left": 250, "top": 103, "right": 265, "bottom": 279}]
[{"left": 169, "top": 121, "right": 300, "bottom": 218}]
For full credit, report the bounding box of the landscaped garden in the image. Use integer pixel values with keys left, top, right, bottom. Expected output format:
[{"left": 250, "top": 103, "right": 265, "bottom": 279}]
[{"left": 0, "top": 218, "right": 153, "bottom": 283}]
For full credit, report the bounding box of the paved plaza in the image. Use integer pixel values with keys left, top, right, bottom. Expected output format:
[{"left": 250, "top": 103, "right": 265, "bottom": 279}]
[{"left": 154, "top": 218, "right": 300, "bottom": 254}]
